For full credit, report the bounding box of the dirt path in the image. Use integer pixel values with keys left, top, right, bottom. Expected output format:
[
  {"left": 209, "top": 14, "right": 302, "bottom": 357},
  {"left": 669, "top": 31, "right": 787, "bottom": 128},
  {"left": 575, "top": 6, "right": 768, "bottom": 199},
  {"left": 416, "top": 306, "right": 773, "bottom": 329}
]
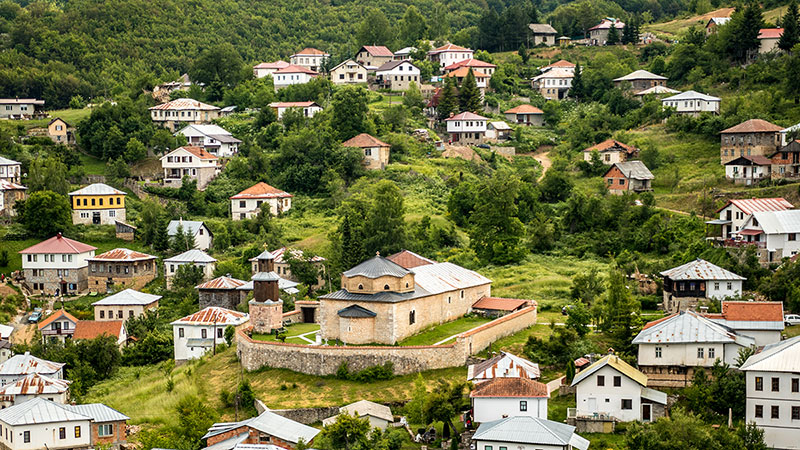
[{"left": 532, "top": 151, "right": 551, "bottom": 181}]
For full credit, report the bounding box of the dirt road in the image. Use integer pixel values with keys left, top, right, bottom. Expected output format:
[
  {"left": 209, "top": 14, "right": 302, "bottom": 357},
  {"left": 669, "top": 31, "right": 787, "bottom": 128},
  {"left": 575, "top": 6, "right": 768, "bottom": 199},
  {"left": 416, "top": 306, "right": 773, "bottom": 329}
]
[{"left": 533, "top": 151, "right": 551, "bottom": 181}]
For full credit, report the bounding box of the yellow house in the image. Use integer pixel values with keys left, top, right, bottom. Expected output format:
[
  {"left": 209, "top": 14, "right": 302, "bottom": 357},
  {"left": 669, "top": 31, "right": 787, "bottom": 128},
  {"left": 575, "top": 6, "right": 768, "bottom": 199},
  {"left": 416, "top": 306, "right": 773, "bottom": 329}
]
[
  {"left": 47, "top": 118, "right": 76, "bottom": 145},
  {"left": 69, "top": 183, "right": 126, "bottom": 225}
]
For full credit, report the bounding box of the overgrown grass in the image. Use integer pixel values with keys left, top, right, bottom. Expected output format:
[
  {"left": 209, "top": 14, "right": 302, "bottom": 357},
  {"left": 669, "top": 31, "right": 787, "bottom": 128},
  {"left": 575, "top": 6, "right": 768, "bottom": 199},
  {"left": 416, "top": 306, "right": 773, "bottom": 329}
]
[
  {"left": 251, "top": 323, "right": 320, "bottom": 342},
  {"left": 398, "top": 315, "right": 491, "bottom": 346},
  {"left": 78, "top": 153, "right": 108, "bottom": 175}
]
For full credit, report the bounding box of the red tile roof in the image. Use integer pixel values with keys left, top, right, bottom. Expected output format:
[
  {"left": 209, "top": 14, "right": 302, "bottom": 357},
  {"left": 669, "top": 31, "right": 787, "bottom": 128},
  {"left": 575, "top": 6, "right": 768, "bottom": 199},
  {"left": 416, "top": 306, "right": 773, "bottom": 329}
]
[
  {"left": 269, "top": 101, "right": 320, "bottom": 108},
  {"left": 386, "top": 250, "right": 436, "bottom": 269},
  {"left": 642, "top": 313, "right": 677, "bottom": 330},
  {"left": 359, "top": 46, "right": 394, "bottom": 57},
  {"left": 172, "top": 307, "right": 248, "bottom": 325},
  {"left": 180, "top": 146, "right": 218, "bottom": 160},
  {"left": 446, "top": 111, "right": 488, "bottom": 121},
  {"left": 19, "top": 234, "right": 97, "bottom": 255},
  {"left": 149, "top": 98, "right": 219, "bottom": 111},
  {"left": 472, "top": 296, "right": 530, "bottom": 312},
  {"left": 37, "top": 310, "right": 78, "bottom": 331},
  {"left": 73, "top": 321, "right": 124, "bottom": 340},
  {"left": 88, "top": 248, "right": 157, "bottom": 261},
  {"left": 230, "top": 182, "right": 292, "bottom": 200},
  {"left": 293, "top": 48, "right": 328, "bottom": 56},
  {"left": 253, "top": 61, "right": 290, "bottom": 70},
  {"left": 274, "top": 64, "right": 318, "bottom": 75},
  {"left": 444, "top": 67, "right": 491, "bottom": 78},
  {"left": 444, "top": 58, "right": 497, "bottom": 70},
  {"left": 717, "top": 198, "right": 794, "bottom": 214},
  {"left": 719, "top": 301, "right": 783, "bottom": 322},
  {"left": 583, "top": 139, "right": 639, "bottom": 155},
  {"left": 543, "top": 59, "right": 576, "bottom": 69},
  {"left": 589, "top": 19, "right": 625, "bottom": 31},
  {"left": 504, "top": 105, "right": 543, "bottom": 114},
  {"left": 342, "top": 133, "right": 390, "bottom": 148},
  {"left": 469, "top": 376, "right": 549, "bottom": 398},
  {"left": 429, "top": 43, "right": 473, "bottom": 54},
  {"left": 758, "top": 28, "right": 783, "bottom": 39},
  {"left": 720, "top": 119, "right": 783, "bottom": 134}
]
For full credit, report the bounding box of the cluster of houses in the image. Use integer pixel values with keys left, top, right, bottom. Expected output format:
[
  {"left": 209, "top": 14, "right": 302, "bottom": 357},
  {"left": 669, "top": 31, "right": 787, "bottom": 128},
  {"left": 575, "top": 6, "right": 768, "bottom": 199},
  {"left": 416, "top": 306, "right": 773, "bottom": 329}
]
[{"left": 720, "top": 118, "right": 800, "bottom": 185}]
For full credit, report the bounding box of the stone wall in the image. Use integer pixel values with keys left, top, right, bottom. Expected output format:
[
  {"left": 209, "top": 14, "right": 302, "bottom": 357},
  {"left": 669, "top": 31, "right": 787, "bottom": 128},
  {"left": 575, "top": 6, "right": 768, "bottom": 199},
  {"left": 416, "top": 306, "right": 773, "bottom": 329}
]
[
  {"left": 268, "top": 406, "right": 340, "bottom": 425},
  {"left": 283, "top": 309, "right": 303, "bottom": 325},
  {"left": 237, "top": 306, "right": 537, "bottom": 376}
]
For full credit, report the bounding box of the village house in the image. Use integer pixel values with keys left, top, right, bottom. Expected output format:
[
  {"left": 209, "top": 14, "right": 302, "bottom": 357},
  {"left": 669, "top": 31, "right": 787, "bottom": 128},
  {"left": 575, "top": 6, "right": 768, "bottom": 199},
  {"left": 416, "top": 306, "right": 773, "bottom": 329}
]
[
  {"left": 330, "top": 60, "right": 368, "bottom": 85},
  {"left": 289, "top": 48, "right": 329, "bottom": 72},
  {"left": 504, "top": 104, "right": 544, "bottom": 126},
  {"left": 661, "top": 90, "right": 720, "bottom": 116},
  {"left": 472, "top": 416, "right": 589, "bottom": 450},
  {"left": 91, "top": 289, "right": 161, "bottom": 321},
  {"left": 0, "top": 398, "right": 92, "bottom": 450},
  {"left": 164, "top": 249, "right": 217, "bottom": 289},
  {"left": 249, "top": 247, "right": 326, "bottom": 289},
  {"left": 386, "top": 249, "right": 435, "bottom": 269},
  {"left": 318, "top": 254, "right": 493, "bottom": 345},
  {"left": 703, "top": 301, "right": 784, "bottom": 346},
  {"left": 660, "top": 258, "right": 745, "bottom": 312},
  {"left": 444, "top": 58, "right": 497, "bottom": 77},
  {"left": 724, "top": 155, "right": 772, "bottom": 185},
  {"left": 19, "top": 233, "right": 96, "bottom": 295},
  {"left": 175, "top": 124, "right": 241, "bottom": 157},
  {"left": 148, "top": 98, "right": 220, "bottom": 132},
  {"left": 708, "top": 197, "right": 793, "bottom": 241},
  {"left": 770, "top": 139, "right": 800, "bottom": 179},
  {"left": 758, "top": 28, "right": 783, "bottom": 54},
  {"left": 0, "top": 373, "right": 70, "bottom": 407},
  {"left": 486, "top": 121, "right": 511, "bottom": 141},
  {"left": 0, "top": 99, "right": 45, "bottom": 119},
  {"left": 0, "top": 156, "right": 21, "bottom": 183},
  {"left": 323, "top": 400, "right": 394, "bottom": 430},
  {"left": 87, "top": 249, "right": 158, "bottom": 293},
  {"left": 531, "top": 68, "right": 573, "bottom": 100},
  {"left": 355, "top": 45, "right": 394, "bottom": 68},
  {"left": 393, "top": 47, "right": 416, "bottom": 60},
  {"left": 38, "top": 310, "right": 78, "bottom": 345},
  {"left": 375, "top": 60, "right": 421, "bottom": 91},
  {"left": 633, "top": 310, "right": 755, "bottom": 387},
  {"left": 589, "top": 18, "right": 625, "bottom": 45},
  {"left": 446, "top": 111, "right": 488, "bottom": 145},
  {"left": 160, "top": 145, "right": 219, "bottom": 189},
  {"left": 428, "top": 43, "right": 474, "bottom": 70},
  {"left": 735, "top": 209, "right": 800, "bottom": 263},
  {"left": 47, "top": 118, "right": 76, "bottom": 146},
  {"left": 739, "top": 335, "right": 800, "bottom": 450},
  {"left": 253, "top": 60, "right": 290, "bottom": 78},
  {"left": 444, "top": 67, "right": 490, "bottom": 91},
  {"left": 342, "top": 133, "right": 391, "bottom": 170},
  {"left": 583, "top": 139, "right": 640, "bottom": 164},
  {"left": 602, "top": 161, "right": 653, "bottom": 194},
  {"left": 114, "top": 221, "right": 136, "bottom": 241},
  {"left": 230, "top": 182, "right": 292, "bottom": 220},
  {"left": 0, "top": 341, "right": 11, "bottom": 365},
  {"left": 152, "top": 73, "right": 201, "bottom": 102},
  {"left": 570, "top": 354, "right": 667, "bottom": 426},
  {"left": 198, "top": 275, "right": 248, "bottom": 310},
  {"left": 203, "top": 409, "right": 320, "bottom": 450},
  {"left": 0, "top": 354, "right": 64, "bottom": 389},
  {"left": 268, "top": 101, "right": 323, "bottom": 120},
  {"left": 168, "top": 219, "right": 213, "bottom": 251},
  {"left": 171, "top": 307, "right": 248, "bottom": 362},
  {"left": 634, "top": 85, "right": 680, "bottom": 98},
  {"left": 529, "top": 24, "right": 558, "bottom": 46},
  {"left": 73, "top": 320, "right": 127, "bottom": 348},
  {"left": 471, "top": 377, "right": 549, "bottom": 423},
  {"left": 62, "top": 402, "right": 130, "bottom": 448},
  {"left": 540, "top": 59, "right": 575, "bottom": 73},
  {"left": 613, "top": 70, "right": 667, "bottom": 93},
  {"left": 720, "top": 118, "right": 783, "bottom": 165},
  {"left": 272, "top": 65, "right": 319, "bottom": 90},
  {"left": 467, "top": 351, "right": 541, "bottom": 382},
  {"left": 705, "top": 17, "right": 731, "bottom": 35},
  {"left": 69, "top": 183, "right": 126, "bottom": 226},
  {"left": 0, "top": 179, "right": 26, "bottom": 217}
]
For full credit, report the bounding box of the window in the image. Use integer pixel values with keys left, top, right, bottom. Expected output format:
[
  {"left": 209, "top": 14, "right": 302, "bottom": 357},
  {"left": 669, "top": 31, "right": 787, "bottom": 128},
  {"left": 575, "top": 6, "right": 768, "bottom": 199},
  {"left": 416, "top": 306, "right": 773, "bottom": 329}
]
[
  {"left": 109, "top": 210, "right": 116, "bottom": 217},
  {"left": 792, "top": 378, "right": 799, "bottom": 393},
  {"left": 485, "top": 446, "right": 493, "bottom": 450},
  {"left": 240, "top": 201, "right": 246, "bottom": 208},
  {"left": 23, "top": 431, "right": 29, "bottom": 443},
  {"left": 621, "top": 399, "right": 633, "bottom": 410},
  {"left": 790, "top": 233, "right": 797, "bottom": 241},
  {"left": 727, "top": 282, "right": 732, "bottom": 290},
  {"left": 217, "top": 328, "right": 223, "bottom": 339},
  {"left": 129, "top": 311, "right": 134, "bottom": 318},
  {"left": 179, "top": 328, "right": 184, "bottom": 338},
  {"left": 409, "top": 310, "right": 416, "bottom": 325},
  {"left": 201, "top": 329, "right": 207, "bottom": 339},
  {"left": 98, "top": 424, "right": 114, "bottom": 437},
  {"left": 59, "top": 427, "right": 66, "bottom": 439},
  {"left": 384, "top": 284, "right": 390, "bottom": 290},
  {"left": 74, "top": 426, "right": 81, "bottom": 438},
  {"left": 697, "top": 348, "right": 704, "bottom": 359},
  {"left": 793, "top": 406, "right": 800, "bottom": 420},
  {"left": 100, "top": 310, "right": 105, "bottom": 319},
  {"left": 708, "top": 348, "right": 715, "bottom": 359},
  {"left": 755, "top": 405, "right": 764, "bottom": 419},
  {"left": 365, "top": 148, "right": 372, "bottom": 156},
  {"left": 772, "top": 405, "right": 780, "bottom": 419},
  {"left": 519, "top": 400, "right": 527, "bottom": 411},
  {"left": 597, "top": 375, "right": 605, "bottom": 386},
  {"left": 772, "top": 377, "right": 780, "bottom": 392},
  {"left": 714, "top": 282, "right": 720, "bottom": 290},
  {"left": 655, "top": 346, "right": 662, "bottom": 358},
  {"left": 614, "top": 376, "right": 621, "bottom": 387},
  {"left": 755, "top": 377, "right": 763, "bottom": 391},
  {"left": 117, "top": 310, "right": 123, "bottom": 319}
]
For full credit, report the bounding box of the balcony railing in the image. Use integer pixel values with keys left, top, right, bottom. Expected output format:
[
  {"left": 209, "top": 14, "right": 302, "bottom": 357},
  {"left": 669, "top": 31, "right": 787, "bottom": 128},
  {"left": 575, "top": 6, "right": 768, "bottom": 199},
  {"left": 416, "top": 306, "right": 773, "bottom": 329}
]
[
  {"left": 723, "top": 239, "right": 766, "bottom": 248},
  {"left": 567, "top": 408, "right": 615, "bottom": 421}
]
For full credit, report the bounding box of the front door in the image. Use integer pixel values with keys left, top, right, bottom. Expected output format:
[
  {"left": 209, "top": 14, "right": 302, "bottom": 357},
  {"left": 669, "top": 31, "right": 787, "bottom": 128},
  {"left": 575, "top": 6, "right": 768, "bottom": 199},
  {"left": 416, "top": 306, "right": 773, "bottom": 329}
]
[
  {"left": 302, "top": 307, "right": 315, "bottom": 323},
  {"left": 92, "top": 212, "right": 101, "bottom": 224},
  {"left": 587, "top": 397, "right": 597, "bottom": 412},
  {"left": 642, "top": 404, "right": 652, "bottom": 422}
]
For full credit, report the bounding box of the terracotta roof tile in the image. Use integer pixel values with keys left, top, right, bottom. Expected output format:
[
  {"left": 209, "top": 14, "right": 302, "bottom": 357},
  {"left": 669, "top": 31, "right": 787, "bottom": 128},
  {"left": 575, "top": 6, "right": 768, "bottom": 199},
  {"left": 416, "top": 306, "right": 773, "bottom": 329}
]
[
  {"left": 269, "top": 102, "right": 320, "bottom": 108},
  {"left": 171, "top": 307, "right": 248, "bottom": 325},
  {"left": 274, "top": 65, "right": 318, "bottom": 75},
  {"left": 446, "top": 111, "right": 488, "bottom": 121},
  {"left": 758, "top": 28, "right": 783, "bottom": 39},
  {"left": 429, "top": 43, "right": 473, "bottom": 54},
  {"left": 444, "top": 58, "right": 497, "bottom": 70},
  {"left": 197, "top": 276, "right": 248, "bottom": 290},
  {"left": 342, "top": 133, "right": 390, "bottom": 148},
  {"left": 230, "top": 182, "right": 292, "bottom": 200},
  {"left": 717, "top": 198, "right": 794, "bottom": 214},
  {"left": 584, "top": 139, "right": 639, "bottom": 155},
  {"left": 19, "top": 234, "right": 97, "bottom": 255},
  {"left": 472, "top": 297, "right": 530, "bottom": 311},
  {"left": 469, "top": 377, "right": 549, "bottom": 398},
  {"left": 542, "top": 59, "right": 575, "bottom": 69},
  {"left": 253, "top": 61, "right": 290, "bottom": 70},
  {"left": 37, "top": 310, "right": 78, "bottom": 331},
  {"left": 73, "top": 321, "right": 124, "bottom": 340},
  {"left": 149, "top": 98, "right": 219, "bottom": 111},
  {"left": 721, "top": 119, "right": 783, "bottom": 134},
  {"left": 444, "top": 67, "right": 491, "bottom": 78},
  {"left": 180, "top": 146, "right": 218, "bottom": 160},
  {"left": 719, "top": 301, "right": 784, "bottom": 322},
  {"left": 386, "top": 250, "right": 436, "bottom": 269},
  {"left": 293, "top": 48, "right": 328, "bottom": 56},
  {"left": 359, "top": 46, "right": 394, "bottom": 57},
  {"left": 504, "top": 105, "right": 543, "bottom": 114}
]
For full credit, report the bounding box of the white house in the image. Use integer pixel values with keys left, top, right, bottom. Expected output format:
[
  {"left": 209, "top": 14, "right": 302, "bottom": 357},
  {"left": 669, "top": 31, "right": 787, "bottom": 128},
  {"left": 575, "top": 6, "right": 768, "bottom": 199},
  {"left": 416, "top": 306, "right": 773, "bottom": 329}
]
[
  {"left": 736, "top": 209, "right": 800, "bottom": 262},
  {"left": 472, "top": 416, "right": 589, "bottom": 450},
  {"left": 428, "top": 43, "right": 474, "bottom": 70},
  {"left": 230, "top": 182, "right": 292, "bottom": 220},
  {"left": 175, "top": 124, "right": 241, "bottom": 157},
  {"left": 504, "top": 105, "right": 544, "bottom": 126},
  {"left": 268, "top": 101, "right": 323, "bottom": 120},
  {"left": 467, "top": 352, "right": 541, "bottom": 382},
  {"left": 532, "top": 68, "right": 573, "bottom": 101},
  {"left": 0, "top": 156, "right": 22, "bottom": 183},
  {"left": 272, "top": 65, "right": 318, "bottom": 90},
  {"left": 148, "top": 98, "right": 220, "bottom": 132},
  {"left": 779, "top": 122, "right": 800, "bottom": 146},
  {"left": 708, "top": 197, "right": 793, "bottom": 240},
  {"left": 253, "top": 60, "right": 290, "bottom": 78},
  {"left": 167, "top": 219, "right": 213, "bottom": 251},
  {"left": 163, "top": 249, "right": 217, "bottom": 289},
  {"left": 661, "top": 90, "right": 720, "bottom": 116},
  {"left": 470, "top": 377, "right": 549, "bottom": 423},
  {"left": 0, "top": 398, "right": 92, "bottom": 450},
  {"left": 322, "top": 400, "right": 393, "bottom": 430},
  {"left": 445, "top": 111, "right": 488, "bottom": 145},
  {"left": 724, "top": 155, "right": 772, "bottom": 185},
  {"left": 19, "top": 233, "right": 96, "bottom": 295},
  {"left": 0, "top": 373, "right": 70, "bottom": 407},
  {"left": 0, "top": 99, "right": 45, "bottom": 119},
  {"left": 37, "top": 310, "right": 78, "bottom": 344},
  {"left": 444, "top": 59, "right": 497, "bottom": 77},
  {"left": 171, "top": 307, "right": 248, "bottom": 361},
  {"left": 570, "top": 354, "right": 667, "bottom": 423},
  {"left": 704, "top": 301, "right": 784, "bottom": 346},
  {"left": 330, "top": 60, "right": 368, "bottom": 85},
  {"left": 91, "top": 289, "right": 161, "bottom": 322},
  {"left": 0, "top": 353, "right": 64, "bottom": 386},
  {"left": 659, "top": 258, "right": 745, "bottom": 313},
  {"left": 633, "top": 311, "right": 756, "bottom": 387},
  {"left": 289, "top": 48, "right": 329, "bottom": 72},
  {"left": 393, "top": 47, "right": 416, "bottom": 60},
  {"left": 160, "top": 146, "right": 219, "bottom": 189},
  {"left": 740, "top": 335, "right": 800, "bottom": 450},
  {"left": 375, "top": 61, "right": 421, "bottom": 91}
]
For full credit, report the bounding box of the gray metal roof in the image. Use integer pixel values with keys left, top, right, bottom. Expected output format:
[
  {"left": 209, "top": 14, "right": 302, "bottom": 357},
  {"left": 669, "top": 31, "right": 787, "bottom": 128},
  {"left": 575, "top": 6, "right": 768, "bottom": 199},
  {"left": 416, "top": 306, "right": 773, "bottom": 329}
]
[
  {"left": 92, "top": 288, "right": 161, "bottom": 306},
  {"left": 337, "top": 305, "right": 377, "bottom": 318},
  {"left": 343, "top": 256, "right": 410, "bottom": 279},
  {"left": 0, "top": 398, "right": 89, "bottom": 425},
  {"left": 164, "top": 249, "right": 217, "bottom": 263},
  {"left": 641, "top": 387, "right": 668, "bottom": 404},
  {"left": 740, "top": 335, "right": 800, "bottom": 372},
  {"left": 68, "top": 183, "right": 125, "bottom": 196},
  {"left": 204, "top": 410, "right": 320, "bottom": 444},
  {"left": 167, "top": 220, "right": 209, "bottom": 237},
  {"left": 529, "top": 23, "right": 557, "bottom": 34},
  {"left": 254, "top": 249, "right": 275, "bottom": 260},
  {"left": 632, "top": 311, "right": 755, "bottom": 346},
  {"left": 252, "top": 271, "right": 281, "bottom": 282},
  {"left": 62, "top": 403, "right": 130, "bottom": 423},
  {"left": 613, "top": 70, "right": 667, "bottom": 81},
  {"left": 659, "top": 258, "right": 745, "bottom": 281},
  {"left": 0, "top": 156, "right": 20, "bottom": 166},
  {"left": 613, "top": 161, "right": 654, "bottom": 180},
  {"left": 750, "top": 210, "right": 800, "bottom": 235},
  {"left": 473, "top": 417, "right": 589, "bottom": 450},
  {"left": 661, "top": 90, "right": 720, "bottom": 102},
  {"left": 0, "top": 353, "right": 64, "bottom": 377},
  {"left": 707, "top": 319, "right": 784, "bottom": 331}
]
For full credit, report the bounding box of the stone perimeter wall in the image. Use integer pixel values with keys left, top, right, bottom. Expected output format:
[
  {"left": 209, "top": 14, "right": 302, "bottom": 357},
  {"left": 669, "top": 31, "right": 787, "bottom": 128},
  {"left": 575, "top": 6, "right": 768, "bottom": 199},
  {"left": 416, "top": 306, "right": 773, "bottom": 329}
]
[{"left": 237, "top": 306, "right": 536, "bottom": 376}]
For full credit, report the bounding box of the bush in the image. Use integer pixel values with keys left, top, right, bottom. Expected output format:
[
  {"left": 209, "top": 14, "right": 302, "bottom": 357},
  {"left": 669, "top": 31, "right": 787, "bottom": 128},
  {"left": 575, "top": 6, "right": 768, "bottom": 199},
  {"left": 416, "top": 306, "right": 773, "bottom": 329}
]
[{"left": 335, "top": 361, "right": 394, "bottom": 382}]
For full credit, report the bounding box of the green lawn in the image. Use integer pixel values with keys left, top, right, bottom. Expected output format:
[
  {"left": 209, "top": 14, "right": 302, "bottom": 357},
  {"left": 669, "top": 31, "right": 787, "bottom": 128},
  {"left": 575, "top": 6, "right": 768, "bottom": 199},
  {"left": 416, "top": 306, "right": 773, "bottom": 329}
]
[
  {"left": 251, "top": 323, "right": 320, "bottom": 342},
  {"left": 785, "top": 324, "right": 800, "bottom": 338},
  {"left": 78, "top": 153, "right": 108, "bottom": 175},
  {"left": 399, "top": 315, "right": 491, "bottom": 346}
]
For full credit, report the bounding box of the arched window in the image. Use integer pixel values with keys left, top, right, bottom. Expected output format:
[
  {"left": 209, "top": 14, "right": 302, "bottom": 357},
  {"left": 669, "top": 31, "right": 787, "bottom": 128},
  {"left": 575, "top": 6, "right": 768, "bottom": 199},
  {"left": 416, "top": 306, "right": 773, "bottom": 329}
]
[
  {"left": 460, "top": 290, "right": 464, "bottom": 299},
  {"left": 358, "top": 284, "right": 363, "bottom": 290},
  {"left": 384, "top": 284, "right": 390, "bottom": 290},
  {"left": 405, "top": 282, "right": 409, "bottom": 288}
]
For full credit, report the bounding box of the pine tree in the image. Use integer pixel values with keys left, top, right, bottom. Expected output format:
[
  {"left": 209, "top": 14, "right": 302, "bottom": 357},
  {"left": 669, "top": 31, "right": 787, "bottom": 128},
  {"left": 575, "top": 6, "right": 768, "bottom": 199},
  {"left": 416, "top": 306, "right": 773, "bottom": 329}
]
[
  {"left": 622, "top": 22, "right": 633, "bottom": 44},
  {"left": 569, "top": 63, "right": 585, "bottom": 100},
  {"left": 785, "top": 52, "right": 800, "bottom": 103},
  {"left": 607, "top": 23, "right": 620, "bottom": 45},
  {"left": 154, "top": 215, "right": 170, "bottom": 252},
  {"left": 437, "top": 77, "right": 458, "bottom": 121},
  {"left": 518, "top": 43, "right": 529, "bottom": 64},
  {"left": 458, "top": 69, "right": 482, "bottom": 113},
  {"left": 779, "top": 0, "right": 800, "bottom": 51},
  {"left": 631, "top": 16, "right": 641, "bottom": 44}
]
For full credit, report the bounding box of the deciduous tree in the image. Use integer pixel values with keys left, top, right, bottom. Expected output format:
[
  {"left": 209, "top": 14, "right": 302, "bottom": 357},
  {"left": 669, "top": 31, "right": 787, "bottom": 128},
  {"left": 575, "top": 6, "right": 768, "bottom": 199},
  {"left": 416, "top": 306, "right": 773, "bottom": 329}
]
[{"left": 16, "top": 190, "right": 71, "bottom": 237}]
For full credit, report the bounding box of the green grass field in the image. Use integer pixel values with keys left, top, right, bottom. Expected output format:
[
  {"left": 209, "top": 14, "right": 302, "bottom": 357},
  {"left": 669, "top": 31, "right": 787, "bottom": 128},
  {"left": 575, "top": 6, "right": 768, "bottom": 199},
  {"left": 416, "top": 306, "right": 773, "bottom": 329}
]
[
  {"left": 399, "top": 315, "right": 491, "bottom": 346},
  {"left": 251, "top": 323, "right": 320, "bottom": 342}
]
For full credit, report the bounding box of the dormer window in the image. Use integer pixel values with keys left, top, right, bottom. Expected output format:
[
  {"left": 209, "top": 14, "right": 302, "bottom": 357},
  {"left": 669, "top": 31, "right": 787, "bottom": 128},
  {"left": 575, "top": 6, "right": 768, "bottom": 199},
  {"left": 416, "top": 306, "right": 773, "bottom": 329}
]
[{"left": 384, "top": 285, "right": 390, "bottom": 290}]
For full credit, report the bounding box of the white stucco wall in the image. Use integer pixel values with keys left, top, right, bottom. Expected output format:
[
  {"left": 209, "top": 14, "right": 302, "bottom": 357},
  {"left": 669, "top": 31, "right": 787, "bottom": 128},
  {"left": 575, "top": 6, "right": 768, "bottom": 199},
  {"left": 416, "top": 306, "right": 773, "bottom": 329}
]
[
  {"left": 575, "top": 365, "right": 644, "bottom": 422},
  {"left": 172, "top": 323, "right": 227, "bottom": 361},
  {"left": 637, "top": 342, "right": 743, "bottom": 367},
  {"left": 745, "top": 371, "right": 800, "bottom": 450},
  {"left": 0, "top": 419, "right": 92, "bottom": 450},
  {"left": 473, "top": 397, "right": 548, "bottom": 423}
]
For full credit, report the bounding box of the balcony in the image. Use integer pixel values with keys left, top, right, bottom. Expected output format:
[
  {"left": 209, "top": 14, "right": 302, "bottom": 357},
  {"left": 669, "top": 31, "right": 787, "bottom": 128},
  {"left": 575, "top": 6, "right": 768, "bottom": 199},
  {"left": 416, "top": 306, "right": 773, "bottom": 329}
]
[{"left": 722, "top": 239, "right": 766, "bottom": 248}]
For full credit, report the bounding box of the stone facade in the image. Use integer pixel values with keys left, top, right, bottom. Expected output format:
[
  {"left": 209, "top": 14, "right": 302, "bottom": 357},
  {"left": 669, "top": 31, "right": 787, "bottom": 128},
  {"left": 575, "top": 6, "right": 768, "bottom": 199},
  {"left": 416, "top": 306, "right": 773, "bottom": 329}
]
[
  {"left": 25, "top": 267, "right": 89, "bottom": 295},
  {"left": 721, "top": 132, "right": 781, "bottom": 164},
  {"left": 206, "top": 425, "right": 299, "bottom": 450},
  {"left": 88, "top": 259, "right": 157, "bottom": 293},
  {"left": 72, "top": 207, "right": 126, "bottom": 226},
  {"left": 267, "top": 406, "right": 340, "bottom": 425},
  {"left": 90, "top": 421, "right": 127, "bottom": 448},
  {"left": 250, "top": 300, "right": 283, "bottom": 334},
  {"left": 199, "top": 289, "right": 246, "bottom": 310}
]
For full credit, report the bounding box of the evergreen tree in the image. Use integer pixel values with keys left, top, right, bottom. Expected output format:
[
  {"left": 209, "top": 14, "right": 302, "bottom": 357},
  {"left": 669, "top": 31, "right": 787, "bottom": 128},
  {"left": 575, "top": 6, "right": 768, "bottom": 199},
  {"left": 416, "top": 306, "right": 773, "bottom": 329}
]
[
  {"left": 469, "top": 172, "right": 525, "bottom": 265},
  {"left": 518, "top": 43, "right": 529, "bottom": 64},
  {"left": 779, "top": 0, "right": 800, "bottom": 51},
  {"left": 331, "top": 85, "right": 369, "bottom": 141},
  {"left": 437, "top": 77, "right": 458, "bottom": 121},
  {"left": 607, "top": 23, "right": 620, "bottom": 45},
  {"left": 728, "top": 1, "right": 763, "bottom": 61},
  {"left": 339, "top": 214, "right": 364, "bottom": 270},
  {"left": 785, "top": 51, "right": 800, "bottom": 103},
  {"left": 569, "top": 63, "right": 585, "bottom": 100},
  {"left": 458, "top": 69, "right": 482, "bottom": 113},
  {"left": 154, "top": 215, "right": 171, "bottom": 252},
  {"left": 622, "top": 22, "right": 634, "bottom": 44},
  {"left": 632, "top": 16, "right": 641, "bottom": 43}
]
